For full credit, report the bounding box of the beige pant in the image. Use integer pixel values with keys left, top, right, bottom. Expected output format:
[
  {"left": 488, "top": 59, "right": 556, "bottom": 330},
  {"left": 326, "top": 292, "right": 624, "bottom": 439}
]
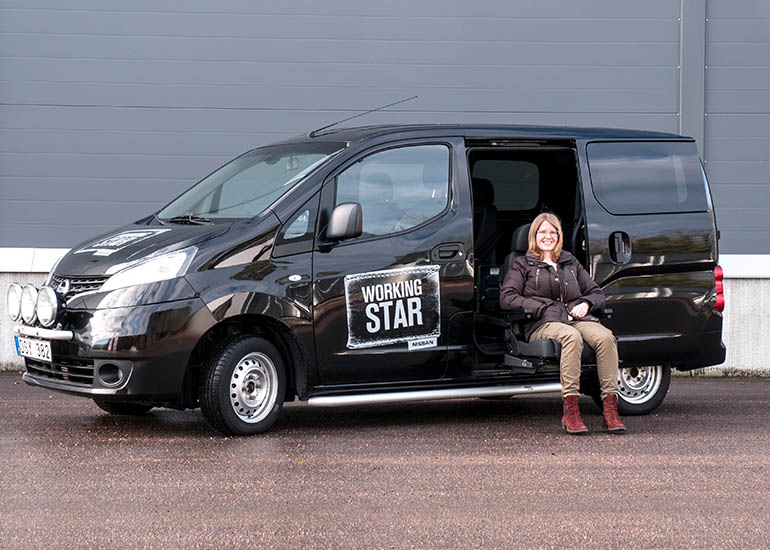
[{"left": 529, "top": 321, "right": 618, "bottom": 399}]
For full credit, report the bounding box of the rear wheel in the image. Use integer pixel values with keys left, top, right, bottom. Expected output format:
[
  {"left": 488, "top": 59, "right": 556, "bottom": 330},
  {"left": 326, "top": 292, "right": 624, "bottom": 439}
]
[
  {"left": 93, "top": 400, "right": 153, "bottom": 415},
  {"left": 200, "top": 335, "right": 286, "bottom": 435},
  {"left": 585, "top": 365, "right": 671, "bottom": 415},
  {"left": 615, "top": 365, "right": 671, "bottom": 415}
]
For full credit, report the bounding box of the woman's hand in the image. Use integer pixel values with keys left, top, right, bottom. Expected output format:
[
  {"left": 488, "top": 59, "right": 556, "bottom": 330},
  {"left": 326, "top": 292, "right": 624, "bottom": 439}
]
[{"left": 570, "top": 301, "right": 589, "bottom": 318}]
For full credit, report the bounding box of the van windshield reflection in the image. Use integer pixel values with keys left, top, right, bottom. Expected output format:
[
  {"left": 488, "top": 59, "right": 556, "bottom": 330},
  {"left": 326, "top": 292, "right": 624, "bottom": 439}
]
[{"left": 158, "top": 142, "right": 344, "bottom": 222}]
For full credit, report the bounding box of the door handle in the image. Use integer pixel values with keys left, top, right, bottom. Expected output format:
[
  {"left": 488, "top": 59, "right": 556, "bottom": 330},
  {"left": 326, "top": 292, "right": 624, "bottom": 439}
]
[
  {"left": 431, "top": 243, "right": 465, "bottom": 262},
  {"left": 609, "top": 231, "right": 631, "bottom": 264}
]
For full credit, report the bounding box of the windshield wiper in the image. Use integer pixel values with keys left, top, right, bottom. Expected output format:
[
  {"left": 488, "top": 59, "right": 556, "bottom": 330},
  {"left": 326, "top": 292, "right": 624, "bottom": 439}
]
[{"left": 165, "top": 214, "right": 213, "bottom": 225}]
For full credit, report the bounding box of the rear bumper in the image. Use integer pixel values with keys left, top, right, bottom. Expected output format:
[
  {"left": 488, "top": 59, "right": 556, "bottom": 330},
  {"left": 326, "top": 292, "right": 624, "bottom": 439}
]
[
  {"left": 617, "top": 330, "right": 726, "bottom": 371},
  {"left": 676, "top": 332, "right": 726, "bottom": 371}
]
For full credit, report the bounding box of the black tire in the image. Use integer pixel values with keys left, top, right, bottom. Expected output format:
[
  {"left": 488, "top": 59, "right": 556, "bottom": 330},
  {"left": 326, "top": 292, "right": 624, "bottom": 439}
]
[
  {"left": 200, "top": 335, "right": 286, "bottom": 435},
  {"left": 93, "top": 399, "right": 153, "bottom": 415},
  {"left": 585, "top": 365, "right": 671, "bottom": 415}
]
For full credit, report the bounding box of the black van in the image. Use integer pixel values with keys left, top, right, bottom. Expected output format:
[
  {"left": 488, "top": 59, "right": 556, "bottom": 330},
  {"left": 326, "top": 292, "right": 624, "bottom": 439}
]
[{"left": 8, "top": 125, "right": 725, "bottom": 435}]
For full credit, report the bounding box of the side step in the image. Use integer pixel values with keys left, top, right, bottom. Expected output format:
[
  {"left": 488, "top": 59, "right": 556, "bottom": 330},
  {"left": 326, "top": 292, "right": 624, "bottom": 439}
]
[{"left": 307, "top": 382, "right": 562, "bottom": 407}]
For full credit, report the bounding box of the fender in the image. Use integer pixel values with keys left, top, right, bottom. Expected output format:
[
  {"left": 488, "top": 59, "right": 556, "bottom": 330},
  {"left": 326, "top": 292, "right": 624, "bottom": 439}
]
[{"left": 188, "top": 252, "right": 315, "bottom": 397}]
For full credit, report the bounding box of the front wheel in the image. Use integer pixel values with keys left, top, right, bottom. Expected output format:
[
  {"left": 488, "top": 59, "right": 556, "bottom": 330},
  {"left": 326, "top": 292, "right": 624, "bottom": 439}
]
[{"left": 200, "top": 335, "right": 286, "bottom": 435}]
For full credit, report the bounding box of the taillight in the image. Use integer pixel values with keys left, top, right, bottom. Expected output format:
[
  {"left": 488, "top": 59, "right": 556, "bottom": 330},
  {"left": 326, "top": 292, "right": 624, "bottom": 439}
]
[{"left": 714, "top": 265, "right": 725, "bottom": 312}]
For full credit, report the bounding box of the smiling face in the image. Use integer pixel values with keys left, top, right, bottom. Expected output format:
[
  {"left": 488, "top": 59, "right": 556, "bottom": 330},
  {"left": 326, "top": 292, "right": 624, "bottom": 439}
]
[
  {"left": 527, "top": 212, "right": 564, "bottom": 260},
  {"left": 535, "top": 220, "right": 559, "bottom": 254}
]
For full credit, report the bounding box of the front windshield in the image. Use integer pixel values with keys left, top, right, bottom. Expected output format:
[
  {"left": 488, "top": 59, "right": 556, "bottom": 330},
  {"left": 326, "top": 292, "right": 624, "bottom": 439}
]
[{"left": 158, "top": 141, "right": 344, "bottom": 221}]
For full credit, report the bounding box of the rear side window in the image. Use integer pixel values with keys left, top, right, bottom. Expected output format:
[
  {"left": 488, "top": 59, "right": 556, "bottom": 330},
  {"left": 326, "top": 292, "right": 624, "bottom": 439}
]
[{"left": 587, "top": 141, "right": 707, "bottom": 215}]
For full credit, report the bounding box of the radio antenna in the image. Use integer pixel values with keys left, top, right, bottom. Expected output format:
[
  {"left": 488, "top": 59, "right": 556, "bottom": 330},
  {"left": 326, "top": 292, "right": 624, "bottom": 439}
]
[{"left": 308, "top": 95, "right": 418, "bottom": 137}]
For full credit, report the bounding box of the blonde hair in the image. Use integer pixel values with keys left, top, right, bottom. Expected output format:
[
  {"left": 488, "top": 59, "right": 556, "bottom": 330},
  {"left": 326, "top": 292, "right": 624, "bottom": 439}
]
[{"left": 528, "top": 212, "right": 564, "bottom": 260}]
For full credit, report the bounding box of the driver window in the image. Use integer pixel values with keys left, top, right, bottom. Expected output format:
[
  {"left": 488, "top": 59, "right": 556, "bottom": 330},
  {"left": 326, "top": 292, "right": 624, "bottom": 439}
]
[{"left": 335, "top": 144, "right": 450, "bottom": 239}]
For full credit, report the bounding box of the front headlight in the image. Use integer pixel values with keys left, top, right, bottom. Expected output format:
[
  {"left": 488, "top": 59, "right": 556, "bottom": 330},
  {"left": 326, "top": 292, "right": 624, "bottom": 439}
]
[
  {"left": 100, "top": 246, "right": 197, "bottom": 293},
  {"left": 36, "top": 286, "right": 60, "bottom": 328},
  {"left": 21, "top": 285, "right": 38, "bottom": 325},
  {"left": 7, "top": 283, "right": 23, "bottom": 321}
]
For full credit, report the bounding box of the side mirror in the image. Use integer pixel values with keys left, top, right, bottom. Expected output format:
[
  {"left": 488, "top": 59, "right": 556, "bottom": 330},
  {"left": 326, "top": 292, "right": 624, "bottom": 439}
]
[{"left": 325, "top": 202, "right": 362, "bottom": 241}]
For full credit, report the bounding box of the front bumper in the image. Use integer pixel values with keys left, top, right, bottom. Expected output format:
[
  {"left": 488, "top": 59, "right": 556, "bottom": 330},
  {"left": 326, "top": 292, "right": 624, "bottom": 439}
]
[
  {"left": 18, "top": 297, "right": 217, "bottom": 403},
  {"left": 22, "top": 371, "right": 120, "bottom": 396},
  {"left": 14, "top": 325, "right": 74, "bottom": 341}
]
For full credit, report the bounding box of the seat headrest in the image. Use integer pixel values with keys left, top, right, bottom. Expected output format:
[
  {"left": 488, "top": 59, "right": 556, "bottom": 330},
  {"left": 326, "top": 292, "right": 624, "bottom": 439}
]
[
  {"left": 471, "top": 178, "right": 494, "bottom": 205},
  {"left": 512, "top": 223, "right": 531, "bottom": 254}
]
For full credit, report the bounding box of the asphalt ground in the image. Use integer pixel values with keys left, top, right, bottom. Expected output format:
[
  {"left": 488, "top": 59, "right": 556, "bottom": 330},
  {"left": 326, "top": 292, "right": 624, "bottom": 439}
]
[{"left": 1, "top": 373, "right": 769, "bottom": 550}]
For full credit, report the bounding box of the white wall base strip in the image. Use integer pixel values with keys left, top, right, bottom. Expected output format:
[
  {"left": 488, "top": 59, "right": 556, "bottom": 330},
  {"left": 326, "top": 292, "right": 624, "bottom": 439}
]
[
  {"left": 717, "top": 254, "right": 770, "bottom": 279},
  {"left": 1, "top": 248, "right": 768, "bottom": 279},
  {"left": 0, "top": 248, "right": 70, "bottom": 273}
]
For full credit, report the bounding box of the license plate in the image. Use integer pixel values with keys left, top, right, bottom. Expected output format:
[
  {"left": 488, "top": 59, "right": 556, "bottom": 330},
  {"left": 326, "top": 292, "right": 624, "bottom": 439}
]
[{"left": 15, "top": 336, "right": 52, "bottom": 363}]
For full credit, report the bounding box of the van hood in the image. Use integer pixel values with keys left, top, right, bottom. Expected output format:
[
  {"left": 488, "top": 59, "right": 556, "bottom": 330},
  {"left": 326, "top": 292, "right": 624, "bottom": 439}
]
[{"left": 54, "top": 222, "right": 232, "bottom": 277}]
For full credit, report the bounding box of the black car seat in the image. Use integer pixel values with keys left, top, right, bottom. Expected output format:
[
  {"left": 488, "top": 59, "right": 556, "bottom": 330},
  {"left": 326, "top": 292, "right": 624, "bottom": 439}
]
[{"left": 472, "top": 178, "right": 500, "bottom": 264}]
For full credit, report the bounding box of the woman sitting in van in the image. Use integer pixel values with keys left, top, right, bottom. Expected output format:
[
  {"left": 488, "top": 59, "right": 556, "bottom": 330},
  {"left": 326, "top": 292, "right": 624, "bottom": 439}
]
[{"left": 499, "top": 212, "right": 626, "bottom": 435}]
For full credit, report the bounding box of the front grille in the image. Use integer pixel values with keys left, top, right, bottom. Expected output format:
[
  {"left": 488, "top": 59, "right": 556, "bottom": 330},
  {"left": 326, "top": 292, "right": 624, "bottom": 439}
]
[
  {"left": 26, "top": 357, "right": 95, "bottom": 386},
  {"left": 50, "top": 274, "right": 109, "bottom": 300}
]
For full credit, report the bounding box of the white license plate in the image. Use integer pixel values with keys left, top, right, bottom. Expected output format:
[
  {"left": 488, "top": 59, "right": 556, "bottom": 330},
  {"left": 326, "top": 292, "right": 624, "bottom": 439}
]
[{"left": 15, "top": 336, "right": 52, "bottom": 363}]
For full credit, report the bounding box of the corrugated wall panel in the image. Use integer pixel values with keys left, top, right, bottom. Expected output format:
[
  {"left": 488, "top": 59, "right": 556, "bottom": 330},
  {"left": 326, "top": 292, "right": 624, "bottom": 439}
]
[
  {"left": 705, "top": 0, "right": 770, "bottom": 253},
  {"left": 0, "top": 83, "right": 679, "bottom": 113},
  {"left": 1, "top": 58, "right": 679, "bottom": 92},
  {"left": 0, "top": 0, "right": 682, "bottom": 19},
  {"left": 0, "top": 0, "right": 681, "bottom": 248}
]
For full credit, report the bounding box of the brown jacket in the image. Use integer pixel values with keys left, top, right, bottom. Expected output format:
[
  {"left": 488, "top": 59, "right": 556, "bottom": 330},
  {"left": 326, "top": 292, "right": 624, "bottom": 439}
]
[{"left": 499, "top": 251, "right": 605, "bottom": 340}]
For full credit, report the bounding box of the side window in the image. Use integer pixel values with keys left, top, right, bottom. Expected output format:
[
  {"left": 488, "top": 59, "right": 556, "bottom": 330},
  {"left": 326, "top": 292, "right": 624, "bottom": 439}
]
[
  {"left": 472, "top": 159, "right": 539, "bottom": 210},
  {"left": 587, "top": 141, "right": 708, "bottom": 215},
  {"left": 272, "top": 193, "right": 319, "bottom": 257},
  {"left": 335, "top": 144, "right": 450, "bottom": 239},
  {"left": 284, "top": 210, "right": 312, "bottom": 239}
]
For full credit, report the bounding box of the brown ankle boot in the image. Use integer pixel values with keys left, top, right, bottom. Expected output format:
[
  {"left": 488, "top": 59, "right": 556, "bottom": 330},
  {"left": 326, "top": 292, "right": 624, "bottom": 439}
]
[
  {"left": 602, "top": 394, "right": 626, "bottom": 434},
  {"left": 561, "top": 395, "right": 588, "bottom": 434}
]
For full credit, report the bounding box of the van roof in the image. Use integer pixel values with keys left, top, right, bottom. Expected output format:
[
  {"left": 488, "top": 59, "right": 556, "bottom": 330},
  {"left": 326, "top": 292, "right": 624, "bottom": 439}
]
[{"left": 306, "top": 124, "right": 688, "bottom": 142}]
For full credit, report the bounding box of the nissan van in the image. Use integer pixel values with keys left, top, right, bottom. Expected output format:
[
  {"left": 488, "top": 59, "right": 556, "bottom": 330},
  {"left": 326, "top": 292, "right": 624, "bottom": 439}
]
[{"left": 9, "top": 125, "right": 726, "bottom": 434}]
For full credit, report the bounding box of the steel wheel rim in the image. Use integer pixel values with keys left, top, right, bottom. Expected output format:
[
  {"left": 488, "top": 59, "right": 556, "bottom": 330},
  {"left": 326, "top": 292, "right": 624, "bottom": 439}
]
[
  {"left": 229, "top": 352, "right": 278, "bottom": 424},
  {"left": 616, "top": 365, "right": 663, "bottom": 405}
]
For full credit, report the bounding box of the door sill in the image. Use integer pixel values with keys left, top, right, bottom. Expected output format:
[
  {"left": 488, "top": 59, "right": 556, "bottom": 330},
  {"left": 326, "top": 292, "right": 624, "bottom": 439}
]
[{"left": 307, "top": 381, "right": 562, "bottom": 407}]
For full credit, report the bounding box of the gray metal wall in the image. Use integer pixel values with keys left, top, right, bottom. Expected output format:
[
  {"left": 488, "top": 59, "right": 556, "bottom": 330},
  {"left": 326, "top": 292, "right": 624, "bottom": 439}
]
[
  {"left": 0, "top": 0, "right": 767, "bottom": 253},
  {"left": 705, "top": 1, "right": 770, "bottom": 253}
]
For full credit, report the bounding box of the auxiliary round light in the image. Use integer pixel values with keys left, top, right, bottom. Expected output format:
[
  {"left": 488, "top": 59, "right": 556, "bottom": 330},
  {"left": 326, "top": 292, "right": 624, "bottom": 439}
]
[
  {"left": 7, "top": 283, "right": 23, "bottom": 322},
  {"left": 36, "top": 286, "right": 59, "bottom": 328},
  {"left": 20, "top": 284, "right": 38, "bottom": 325}
]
